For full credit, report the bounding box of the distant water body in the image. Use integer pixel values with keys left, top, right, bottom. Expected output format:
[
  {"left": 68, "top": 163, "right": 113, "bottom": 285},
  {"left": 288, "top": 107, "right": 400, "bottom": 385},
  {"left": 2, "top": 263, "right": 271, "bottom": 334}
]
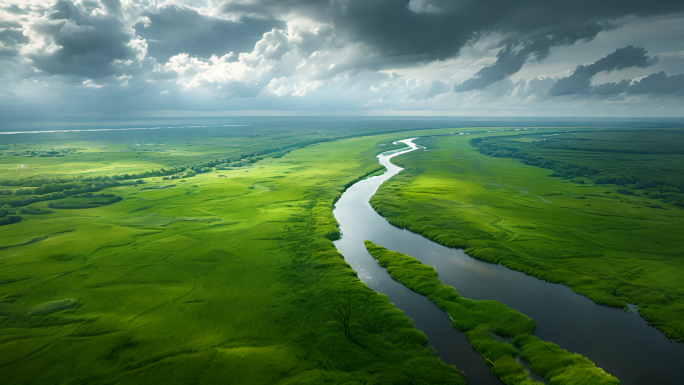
[
  {"left": 3, "top": 116, "right": 683, "bottom": 134},
  {"left": 333, "top": 137, "right": 684, "bottom": 385},
  {"left": 0, "top": 124, "right": 247, "bottom": 135}
]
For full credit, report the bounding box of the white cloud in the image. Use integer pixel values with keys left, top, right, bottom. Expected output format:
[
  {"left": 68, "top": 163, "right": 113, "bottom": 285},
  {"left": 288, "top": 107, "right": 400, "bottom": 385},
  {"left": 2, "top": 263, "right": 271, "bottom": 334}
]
[{"left": 0, "top": 0, "right": 682, "bottom": 117}]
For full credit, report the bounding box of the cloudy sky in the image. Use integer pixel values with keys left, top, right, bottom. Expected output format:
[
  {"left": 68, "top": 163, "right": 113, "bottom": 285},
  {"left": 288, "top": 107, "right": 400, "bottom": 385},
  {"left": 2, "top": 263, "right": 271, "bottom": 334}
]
[{"left": 1, "top": 0, "right": 683, "bottom": 118}]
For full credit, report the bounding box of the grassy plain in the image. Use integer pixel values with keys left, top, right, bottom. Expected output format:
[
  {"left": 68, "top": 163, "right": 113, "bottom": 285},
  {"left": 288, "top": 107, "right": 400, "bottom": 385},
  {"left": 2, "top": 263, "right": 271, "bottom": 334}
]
[
  {"left": 371, "top": 129, "right": 684, "bottom": 343},
  {"left": 0, "top": 129, "right": 467, "bottom": 384},
  {"left": 365, "top": 241, "right": 619, "bottom": 385},
  {"left": 0, "top": 123, "right": 424, "bottom": 180},
  {"left": 471, "top": 129, "right": 684, "bottom": 208}
]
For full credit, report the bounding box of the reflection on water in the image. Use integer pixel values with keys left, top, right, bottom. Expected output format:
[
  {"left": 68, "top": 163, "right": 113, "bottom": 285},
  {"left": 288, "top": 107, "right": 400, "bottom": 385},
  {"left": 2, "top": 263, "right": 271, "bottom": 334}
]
[{"left": 333, "top": 138, "right": 684, "bottom": 385}]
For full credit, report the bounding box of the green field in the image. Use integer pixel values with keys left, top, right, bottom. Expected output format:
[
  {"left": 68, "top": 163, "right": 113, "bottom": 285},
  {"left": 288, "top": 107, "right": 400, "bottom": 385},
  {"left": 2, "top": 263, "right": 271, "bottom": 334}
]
[
  {"left": 2, "top": 124, "right": 683, "bottom": 384},
  {"left": 0, "top": 128, "right": 466, "bottom": 385},
  {"left": 371, "top": 128, "right": 684, "bottom": 343}
]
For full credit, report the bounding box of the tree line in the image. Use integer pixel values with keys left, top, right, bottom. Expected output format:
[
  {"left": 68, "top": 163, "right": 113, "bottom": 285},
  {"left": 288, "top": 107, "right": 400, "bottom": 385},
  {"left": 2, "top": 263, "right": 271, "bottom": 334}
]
[{"left": 471, "top": 136, "right": 684, "bottom": 208}]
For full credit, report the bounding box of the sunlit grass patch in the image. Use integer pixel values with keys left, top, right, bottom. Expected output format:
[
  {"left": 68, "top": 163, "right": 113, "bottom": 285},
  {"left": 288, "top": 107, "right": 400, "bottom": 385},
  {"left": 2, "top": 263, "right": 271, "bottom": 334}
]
[{"left": 0, "top": 127, "right": 466, "bottom": 384}]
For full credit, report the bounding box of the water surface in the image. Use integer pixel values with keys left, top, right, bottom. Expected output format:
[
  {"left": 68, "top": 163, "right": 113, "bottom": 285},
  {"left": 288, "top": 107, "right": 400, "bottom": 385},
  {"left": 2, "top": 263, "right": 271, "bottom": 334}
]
[{"left": 333, "top": 138, "right": 684, "bottom": 384}]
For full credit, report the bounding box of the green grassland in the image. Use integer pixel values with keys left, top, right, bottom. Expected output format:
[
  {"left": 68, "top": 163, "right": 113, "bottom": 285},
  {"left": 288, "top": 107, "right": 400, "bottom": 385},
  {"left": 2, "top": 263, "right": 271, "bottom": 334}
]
[
  {"left": 0, "top": 125, "right": 435, "bottom": 226},
  {"left": 470, "top": 129, "right": 684, "bottom": 208},
  {"left": 0, "top": 130, "right": 467, "bottom": 385},
  {"left": 370, "top": 128, "right": 684, "bottom": 343},
  {"left": 0, "top": 123, "right": 418, "bottom": 180},
  {"left": 364, "top": 241, "right": 619, "bottom": 385},
  {"left": 3, "top": 124, "right": 682, "bottom": 384}
]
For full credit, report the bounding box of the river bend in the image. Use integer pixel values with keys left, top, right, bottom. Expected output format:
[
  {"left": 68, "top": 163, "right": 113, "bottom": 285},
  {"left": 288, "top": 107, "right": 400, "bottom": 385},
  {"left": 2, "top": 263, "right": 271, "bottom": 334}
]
[{"left": 333, "top": 138, "right": 684, "bottom": 385}]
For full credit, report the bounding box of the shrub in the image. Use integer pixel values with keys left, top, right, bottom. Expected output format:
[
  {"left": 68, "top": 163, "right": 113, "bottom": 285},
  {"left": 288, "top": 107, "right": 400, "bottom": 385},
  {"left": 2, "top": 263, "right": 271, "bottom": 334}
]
[{"left": 0, "top": 215, "right": 21, "bottom": 226}]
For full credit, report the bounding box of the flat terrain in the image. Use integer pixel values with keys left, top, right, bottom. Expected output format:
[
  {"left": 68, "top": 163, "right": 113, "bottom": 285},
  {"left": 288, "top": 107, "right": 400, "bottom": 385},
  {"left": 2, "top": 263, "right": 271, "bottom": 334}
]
[
  {"left": 2, "top": 124, "right": 683, "bottom": 384},
  {"left": 371, "top": 128, "right": 684, "bottom": 343},
  {"left": 0, "top": 128, "right": 465, "bottom": 384}
]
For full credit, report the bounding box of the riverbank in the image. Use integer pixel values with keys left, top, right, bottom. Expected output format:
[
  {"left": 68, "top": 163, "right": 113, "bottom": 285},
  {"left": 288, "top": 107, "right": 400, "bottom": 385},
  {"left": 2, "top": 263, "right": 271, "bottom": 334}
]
[
  {"left": 371, "top": 131, "right": 684, "bottom": 342},
  {"left": 334, "top": 130, "right": 684, "bottom": 385},
  {"left": 0, "top": 131, "right": 464, "bottom": 384},
  {"left": 365, "top": 240, "right": 619, "bottom": 385}
]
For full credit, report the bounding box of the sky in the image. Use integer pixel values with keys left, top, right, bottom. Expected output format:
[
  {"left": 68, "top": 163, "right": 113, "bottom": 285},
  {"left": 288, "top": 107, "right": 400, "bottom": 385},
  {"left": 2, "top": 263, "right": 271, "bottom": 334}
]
[{"left": 0, "top": 0, "right": 683, "bottom": 118}]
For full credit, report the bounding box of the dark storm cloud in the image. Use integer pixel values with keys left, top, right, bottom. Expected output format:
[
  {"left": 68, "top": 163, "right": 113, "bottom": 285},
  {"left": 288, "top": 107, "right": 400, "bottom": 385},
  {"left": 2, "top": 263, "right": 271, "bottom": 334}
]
[
  {"left": 221, "top": 0, "right": 684, "bottom": 89},
  {"left": 626, "top": 72, "right": 684, "bottom": 95},
  {"left": 549, "top": 46, "right": 658, "bottom": 96},
  {"left": 28, "top": 0, "right": 138, "bottom": 78},
  {"left": 590, "top": 80, "right": 631, "bottom": 96},
  {"left": 136, "top": 5, "right": 285, "bottom": 62},
  {"left": 222, "top": 0, "right": 684, "bottom": 62},
  {"left": 455, "top": 22, "right": 609, "bottom": 92},
  {"left": 584, "top": 72, "right": 684, "bottom": 97}
]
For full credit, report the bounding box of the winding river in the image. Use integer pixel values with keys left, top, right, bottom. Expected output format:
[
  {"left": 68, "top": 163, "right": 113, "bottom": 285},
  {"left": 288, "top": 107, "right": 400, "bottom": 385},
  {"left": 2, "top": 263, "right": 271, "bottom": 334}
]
[{"left": 333, "top": 138, "right": 684, "bottom": 384}]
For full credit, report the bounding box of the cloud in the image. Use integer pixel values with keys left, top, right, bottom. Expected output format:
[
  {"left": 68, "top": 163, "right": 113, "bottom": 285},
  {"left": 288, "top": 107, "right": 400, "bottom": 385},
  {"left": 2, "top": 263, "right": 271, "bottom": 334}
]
[
  {"left": 626, "top": 71, "right": 684, "bottom": 95},
  {"left": 23, "top": 0, "right": 142, "bottom": 78},
  {"left": 510, "top": 76, "right": 556, "bottom": 101},
  {"left": 1, "top": 0, "right": 684, "bottom": 117},
  {"left": 455, "top": 22, "right": 609, "bottom": 92},
  {"left": 135, "top": 5, "right": 285, "bottom": 62},
  {"left": 590, "top": 80, "right": 631, "bottom": 96},
  {"left": 1, "top": 4, "right": 28, "bottom": 15},
  {"left": 0, "top": 8, "right": 28, "bottom": 57},
  {"left": 549, "top": 45, "right": 658, "bottom": 96},
  {"left": 223, "top": 0, "right": 684, "bottom": 66},
  {"left": 222, "top": 0, "right": 329, "bottom": 19},
  {"left": 425, "top": 80, "right": 450, "bottom": 98}
]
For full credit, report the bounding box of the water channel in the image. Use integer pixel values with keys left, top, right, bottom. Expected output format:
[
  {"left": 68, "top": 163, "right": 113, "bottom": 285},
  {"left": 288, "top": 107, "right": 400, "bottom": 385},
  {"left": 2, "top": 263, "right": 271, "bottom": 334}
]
[{"left": 332, "top": 138, "right": 684, "bottom": 384}]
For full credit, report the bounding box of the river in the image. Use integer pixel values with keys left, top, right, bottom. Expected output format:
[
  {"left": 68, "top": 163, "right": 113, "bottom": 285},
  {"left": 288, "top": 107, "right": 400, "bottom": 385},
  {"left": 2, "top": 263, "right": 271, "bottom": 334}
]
[{"left": 333, "top": 137, "right": 684, "bottom": 384}]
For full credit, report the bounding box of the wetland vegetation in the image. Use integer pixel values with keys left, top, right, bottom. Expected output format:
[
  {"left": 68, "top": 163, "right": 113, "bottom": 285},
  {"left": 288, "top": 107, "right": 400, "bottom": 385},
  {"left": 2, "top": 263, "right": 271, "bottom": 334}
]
[
  {"left": 364, "top": 241, "right": 619, "bottom": 385},
  {"left": 0, "top": 125, "right": 466, "bottom": 385},
  {"left": 1, "top": 122, "right": 683, "bottom": 384},
  {"left": 371, "top": 128, "right": 684, "bottom": 344}
]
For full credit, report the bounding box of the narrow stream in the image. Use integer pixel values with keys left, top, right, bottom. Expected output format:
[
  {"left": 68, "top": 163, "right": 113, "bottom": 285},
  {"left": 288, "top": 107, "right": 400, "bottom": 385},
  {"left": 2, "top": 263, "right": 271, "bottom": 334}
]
[{"left": 333, "top": 138, "right": 684, "bottom": 384}]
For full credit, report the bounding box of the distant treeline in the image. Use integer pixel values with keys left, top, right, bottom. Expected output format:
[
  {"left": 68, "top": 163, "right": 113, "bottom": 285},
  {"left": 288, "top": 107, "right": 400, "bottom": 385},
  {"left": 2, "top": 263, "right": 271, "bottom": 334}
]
[
  {"left": 470, "top": 136, "right": 684, "bottom": 208},
  {"left": 1, "top": 126, "right": 409, "bottom": 188},
  {"left": 471, "top": 137, "right": 600, "bottom": 179}
]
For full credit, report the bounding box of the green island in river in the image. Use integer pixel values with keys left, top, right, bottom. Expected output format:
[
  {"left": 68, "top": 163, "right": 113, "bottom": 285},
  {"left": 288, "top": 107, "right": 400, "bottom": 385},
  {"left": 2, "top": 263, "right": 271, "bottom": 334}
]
[{"left": 364, "top": 240, "right": 619, "bottom": 385}]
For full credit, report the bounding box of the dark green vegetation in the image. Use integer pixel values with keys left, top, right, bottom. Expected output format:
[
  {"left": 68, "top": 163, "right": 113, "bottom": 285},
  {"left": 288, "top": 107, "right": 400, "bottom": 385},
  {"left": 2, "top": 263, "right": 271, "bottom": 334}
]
[
  {"left": 365, "top": 241, "right": 619, "bottom": 385},
  {"left": 371, "top": 128, "right": 684, "bottom": 343},
  {"left": 471, "top": 129, "right": 684, "bottom": 208},
  {"left": 0, "top": 128, "right": 466, "bottom": 385}
]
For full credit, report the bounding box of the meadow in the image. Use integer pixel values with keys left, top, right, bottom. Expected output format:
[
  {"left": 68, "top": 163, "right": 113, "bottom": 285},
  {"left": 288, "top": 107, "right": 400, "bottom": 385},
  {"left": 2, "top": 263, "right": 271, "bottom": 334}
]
[
  {"left": 470, "top": 129, "right": 684, "bottom": 208},
  {"left": 371, "top": 128, "right": 684, "bottom": 343},
  {"left": 0, "top": 127, "right": 466, "bottom": 385},
  {"left": 2, "top": 123, "right": 682, "bottom": 384}
]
